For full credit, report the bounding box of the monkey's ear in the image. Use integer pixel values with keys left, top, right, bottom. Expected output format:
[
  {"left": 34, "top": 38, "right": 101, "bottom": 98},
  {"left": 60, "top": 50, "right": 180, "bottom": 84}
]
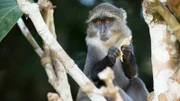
[
  {"left": 119, "top": 8, "right": 127, "bottom": 20},
  {"left": 86, "top": 11, "right": 92, "bottom": 23}
]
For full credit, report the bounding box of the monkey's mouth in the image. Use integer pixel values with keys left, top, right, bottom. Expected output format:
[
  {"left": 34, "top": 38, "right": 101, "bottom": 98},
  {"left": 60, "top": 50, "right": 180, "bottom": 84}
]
[{"left": 100, "top": 36, "right": 110, "bottom": 41}]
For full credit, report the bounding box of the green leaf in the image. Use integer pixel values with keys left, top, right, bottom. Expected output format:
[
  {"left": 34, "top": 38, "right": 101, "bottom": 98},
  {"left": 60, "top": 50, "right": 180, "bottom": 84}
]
[{"left": 0, "top": 0, "right": 23, "bottom": 42}]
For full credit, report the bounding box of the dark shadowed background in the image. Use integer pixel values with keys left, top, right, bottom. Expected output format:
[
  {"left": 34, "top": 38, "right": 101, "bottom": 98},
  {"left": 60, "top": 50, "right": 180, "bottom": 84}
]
[{"left": 0, "top": 0, "right": 153, "bottom": 101}]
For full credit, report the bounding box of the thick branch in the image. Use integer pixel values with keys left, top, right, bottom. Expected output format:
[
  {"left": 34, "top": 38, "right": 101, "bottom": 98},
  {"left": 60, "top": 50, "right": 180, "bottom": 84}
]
[
  {"left": 143, "top": 0, "right": 180, "bottom": 42},
  {"left": 167, "top": 0, "right": 180, "bottom": 20},
  {"left": 16, "top": 1, "right": 106, "bottom": 101},
  {"left": 38, "top": 0, "right": 73, "bottom": 100},
  {"left": 47, "top": 92, "right": 63, "bottom": 101}
]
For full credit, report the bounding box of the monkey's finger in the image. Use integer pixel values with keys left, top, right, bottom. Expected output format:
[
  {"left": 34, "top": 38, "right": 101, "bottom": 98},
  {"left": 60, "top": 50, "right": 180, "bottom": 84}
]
[
  {"left": 109, "top": 46, "right": 119, "bottom": 52},
  {"left": 121, "top": 45, "right": 132, "bottom": 52},
  {"left": 112, "top": 51, "right": 119, "bottom": 58},
  {"left": 115, "top": 49, "right": 120, "bottom": 56}
]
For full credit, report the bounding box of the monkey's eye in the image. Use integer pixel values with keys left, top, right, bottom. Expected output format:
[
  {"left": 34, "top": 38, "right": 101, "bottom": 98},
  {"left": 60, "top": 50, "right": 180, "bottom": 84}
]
[
  {"left": 94, "top": 19, "right": 101, "bottom": 26},
  {"left": 105, "top": 18, "right": 111, "bottom": 25}
]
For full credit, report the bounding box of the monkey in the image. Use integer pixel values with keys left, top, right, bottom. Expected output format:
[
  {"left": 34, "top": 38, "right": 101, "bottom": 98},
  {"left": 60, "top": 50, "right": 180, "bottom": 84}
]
[{"left": 76, "top": 3, "right": 149, "bottom": 101}]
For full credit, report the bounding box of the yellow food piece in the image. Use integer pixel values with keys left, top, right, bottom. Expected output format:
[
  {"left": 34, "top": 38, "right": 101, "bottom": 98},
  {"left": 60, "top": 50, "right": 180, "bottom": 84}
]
[{"left": 119, "top": 36, "right": 132, "bottom": 62}]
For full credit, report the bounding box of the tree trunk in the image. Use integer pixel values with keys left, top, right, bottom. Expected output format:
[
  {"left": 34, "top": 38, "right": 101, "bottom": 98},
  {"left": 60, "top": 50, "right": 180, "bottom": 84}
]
[{"left": 142, "top": 0, "right": 180, "bottom": 100}]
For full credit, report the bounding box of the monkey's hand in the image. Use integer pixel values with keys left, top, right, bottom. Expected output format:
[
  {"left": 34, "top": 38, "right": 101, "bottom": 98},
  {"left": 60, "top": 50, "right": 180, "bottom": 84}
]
[
  {"left": 121, "top": 45, "right": 133, "bottom": 62},
  {"left": 121, "top": 45, "right": 137, "bottom": 79},
  {"left": 107, "top": 46, "right": 120, "bottom": 65}
]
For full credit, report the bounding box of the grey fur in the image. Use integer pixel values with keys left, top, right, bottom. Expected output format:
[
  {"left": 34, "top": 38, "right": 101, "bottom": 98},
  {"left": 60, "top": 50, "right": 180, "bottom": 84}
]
[{"left": 76, "top": 3, "right": 148, "bottom": 101}]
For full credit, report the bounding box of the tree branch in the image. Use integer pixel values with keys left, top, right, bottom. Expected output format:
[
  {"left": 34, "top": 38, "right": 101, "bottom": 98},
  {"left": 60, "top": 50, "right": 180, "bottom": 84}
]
[
  {"left": 18, "top": 17, "right": 73, "bottom": 101},
  {"left": 167, "top": 0, "right": 180, "bottom": 20},
  {"left": 143, "top": 0, "right": 180, "bottom": 42},
  {"left": 38, "top": 0, "right": 73, "bottom": 100},
  {"left": 47, "top": 92, "right": 63, "bottom": 101},
  {"left": 17, "top": 18, "right": 44, "bottom": 57},
  {"left": 17, "top": 18, "right": 57, "bottom": 98},
  {"left": 16, "top": 0, "right": 107, "bottom": 101},
  {"left": 83, "top": 67, "right": 123, "bottom": 101}
]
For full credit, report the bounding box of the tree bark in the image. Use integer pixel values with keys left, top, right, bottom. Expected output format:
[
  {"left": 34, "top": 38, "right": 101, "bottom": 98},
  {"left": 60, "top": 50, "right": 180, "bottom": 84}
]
[{"left": 142, "top": 0, "right": 180, "bottom": 100}]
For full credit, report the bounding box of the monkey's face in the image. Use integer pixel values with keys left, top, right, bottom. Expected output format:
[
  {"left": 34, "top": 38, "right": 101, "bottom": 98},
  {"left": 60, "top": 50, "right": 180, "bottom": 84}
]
[
  {"left": 87, "top": 16, "right": 123, "bottom": 42},
  {"left": 86, "top": 3, "right": 127, "bottom": 42},
  {"left": 91, "top": 17, "right": 115, "bottom": 41}
]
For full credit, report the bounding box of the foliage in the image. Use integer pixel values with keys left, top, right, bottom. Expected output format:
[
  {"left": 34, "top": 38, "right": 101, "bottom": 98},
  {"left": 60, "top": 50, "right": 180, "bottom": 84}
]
[{"left": 0, "top": 0, "right": 22, "bottom": 41}]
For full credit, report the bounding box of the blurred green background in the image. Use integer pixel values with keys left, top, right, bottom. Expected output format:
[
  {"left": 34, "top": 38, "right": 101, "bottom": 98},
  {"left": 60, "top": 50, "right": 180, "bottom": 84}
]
[{"left": 0, "top": 0, "right": 153, "bottom": 101}]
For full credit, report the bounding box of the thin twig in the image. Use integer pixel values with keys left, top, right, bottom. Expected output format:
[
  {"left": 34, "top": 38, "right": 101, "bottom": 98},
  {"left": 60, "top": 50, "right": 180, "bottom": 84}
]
[
  {"left": 83, "top": 67, "right": 123, "bottom": 101},
  {"left": 98, "top": 67, "right": 123, "bottom": 101},
  {"left": 17, "top": 18, "right": 61, "bottom": 101},
  {"left": 17, "top": 18, "right": 44, "bottom": 57}
]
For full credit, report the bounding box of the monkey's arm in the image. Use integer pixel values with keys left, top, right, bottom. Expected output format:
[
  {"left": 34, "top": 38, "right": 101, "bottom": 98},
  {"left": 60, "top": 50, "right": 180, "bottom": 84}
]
[
  {"left": 90, "top": 56, "right": 114, "bottom": 81},
  {"left": 121, "top": 46, "right": 138, "bottom": 79},
  {"left": 90, "top": 47, "right": 119, "bottom": 84}
]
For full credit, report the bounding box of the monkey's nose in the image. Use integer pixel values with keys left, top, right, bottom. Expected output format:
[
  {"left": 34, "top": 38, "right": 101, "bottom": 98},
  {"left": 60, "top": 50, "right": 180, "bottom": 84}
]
[
  {"left": 100, "top": 30, "right": 106, "bottom": 35},
  {"left": 100, "top": 25, "right": 106, "bottom": 34}
]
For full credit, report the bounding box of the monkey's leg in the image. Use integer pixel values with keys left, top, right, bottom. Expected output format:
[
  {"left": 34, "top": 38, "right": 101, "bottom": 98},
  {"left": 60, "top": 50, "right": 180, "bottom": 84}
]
[
  {"left": 126, "top": 78, "right": 149, "bottom": 101},
  {"left": 76, "top": 89, "right": 91, "bottom": 101},
  {"left": 104, "top": 88, "right": 134, "bottom": 101}
]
